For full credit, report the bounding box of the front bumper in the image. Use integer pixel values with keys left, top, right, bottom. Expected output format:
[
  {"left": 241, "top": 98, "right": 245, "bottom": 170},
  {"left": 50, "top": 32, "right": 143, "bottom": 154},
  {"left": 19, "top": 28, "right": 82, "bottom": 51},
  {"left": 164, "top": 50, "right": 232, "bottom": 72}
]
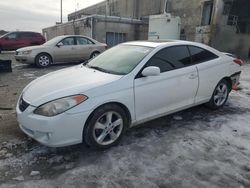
[
  {"left": 14, "top": 54, "right": 35, "bottom": 64},
  {"left": 16, "top": 98, "right": 91, "bottom": 147}
]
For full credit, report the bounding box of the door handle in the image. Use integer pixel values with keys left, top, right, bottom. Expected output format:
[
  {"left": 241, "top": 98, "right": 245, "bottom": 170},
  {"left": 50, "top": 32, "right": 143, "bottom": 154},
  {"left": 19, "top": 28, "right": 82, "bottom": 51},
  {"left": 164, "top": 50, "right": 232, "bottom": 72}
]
[{"left": 189, "top": 73, "right": 197, "bottom": 79}]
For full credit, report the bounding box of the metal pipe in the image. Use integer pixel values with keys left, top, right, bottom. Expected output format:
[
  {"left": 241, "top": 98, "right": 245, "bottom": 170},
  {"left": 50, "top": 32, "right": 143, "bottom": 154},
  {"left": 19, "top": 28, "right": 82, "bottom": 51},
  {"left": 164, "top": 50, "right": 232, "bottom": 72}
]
[
  {"left": 91, "top": 17, "right": 94, "bottom": 38},
  {"left": 164, "top": 0, "right": 168, "bottom": 13},
  {"left": 61, "top": 0, "right": 63, "bottom": 23}
]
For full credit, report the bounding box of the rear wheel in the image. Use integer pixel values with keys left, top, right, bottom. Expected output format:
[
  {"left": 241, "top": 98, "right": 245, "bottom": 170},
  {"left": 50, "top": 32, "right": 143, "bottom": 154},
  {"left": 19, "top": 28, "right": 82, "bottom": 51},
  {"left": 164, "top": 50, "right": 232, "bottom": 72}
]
[
  {"left": 84, "top": 104, "right": 128, "bottom": 149},
  {"left": 90, "top": 51, "right": 100, "bottom": 59},
  {"left": 206, "top": 79, "right": 230, "bottom": 109},
  {"left": 35, "top": 53, "right": 52, "bottom": 68}
]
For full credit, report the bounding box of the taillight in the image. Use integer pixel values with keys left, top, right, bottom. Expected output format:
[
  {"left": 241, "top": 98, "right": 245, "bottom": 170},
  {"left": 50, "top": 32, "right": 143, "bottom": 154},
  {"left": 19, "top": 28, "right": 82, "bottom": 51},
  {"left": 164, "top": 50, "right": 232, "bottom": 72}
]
[{"left": 234, "top": 59, "right": 242, "bottom": 66}]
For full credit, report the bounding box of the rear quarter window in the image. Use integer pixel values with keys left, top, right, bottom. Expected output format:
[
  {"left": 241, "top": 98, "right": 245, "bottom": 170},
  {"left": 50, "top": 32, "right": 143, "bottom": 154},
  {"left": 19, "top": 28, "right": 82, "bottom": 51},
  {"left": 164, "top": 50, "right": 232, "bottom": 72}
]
[
  {"left": 188, "top": 46, "right": 218, "bottom": 64},
  {"left": 20, "top": 32, "right": 36, "bottom": 38}
]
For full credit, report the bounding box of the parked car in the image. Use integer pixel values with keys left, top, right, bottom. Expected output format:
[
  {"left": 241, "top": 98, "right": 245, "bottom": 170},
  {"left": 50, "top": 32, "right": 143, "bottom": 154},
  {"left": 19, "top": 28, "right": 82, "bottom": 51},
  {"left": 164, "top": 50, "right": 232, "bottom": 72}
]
[
  {"left": 0, "top": 31, "right": 45, "bottom": 53},
  {"left": 16, "top": 40, "right": 241, "bottom": 149},
  {"left": 15, "top": 35, "right": 107, "bottom": 68}
]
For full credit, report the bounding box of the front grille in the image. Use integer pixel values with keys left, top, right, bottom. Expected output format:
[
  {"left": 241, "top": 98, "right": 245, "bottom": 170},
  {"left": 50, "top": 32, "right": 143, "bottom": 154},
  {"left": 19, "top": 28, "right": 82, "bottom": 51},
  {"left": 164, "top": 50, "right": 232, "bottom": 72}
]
[{"left": 19, "top": 97, "right": 29, "bottom": 112}]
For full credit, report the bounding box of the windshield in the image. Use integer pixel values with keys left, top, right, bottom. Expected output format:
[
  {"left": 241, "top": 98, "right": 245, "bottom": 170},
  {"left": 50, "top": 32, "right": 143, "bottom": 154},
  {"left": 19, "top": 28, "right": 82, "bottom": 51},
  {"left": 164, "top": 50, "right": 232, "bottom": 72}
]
[
  {"left": 0, "top": 32, "right": 11, "bottom": 38},
  {"left": 43, "top": 36, "right": 64, "bottom": 46},
  {"left": 87, "top": 45, "right": 153, "bottom": 75}
]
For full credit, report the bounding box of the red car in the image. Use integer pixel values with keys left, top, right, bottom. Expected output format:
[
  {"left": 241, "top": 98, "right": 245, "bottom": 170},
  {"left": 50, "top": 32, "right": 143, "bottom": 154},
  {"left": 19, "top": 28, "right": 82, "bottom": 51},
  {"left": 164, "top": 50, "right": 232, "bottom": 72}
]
[{"left": 0, "top": 31, "right": 45, "bottom": 53}]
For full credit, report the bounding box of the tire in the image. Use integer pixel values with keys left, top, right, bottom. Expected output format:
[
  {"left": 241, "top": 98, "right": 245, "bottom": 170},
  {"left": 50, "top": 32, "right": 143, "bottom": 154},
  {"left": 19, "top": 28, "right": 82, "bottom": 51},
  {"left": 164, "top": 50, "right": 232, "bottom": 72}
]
[
  {"left": 90, "top": 51, "right": 100, "bottom": 59},
  {"left": 84, "top": 104, "right": 128, "bottom": 149},
  {"left": 206, "top": 79, "right": 230, "bottom": 109},
  {"left": 0, "top": 46, "right": 2, "bottom": 54},
  {"left": 35, "top": 53, "right": 52, "bottom": 68}
]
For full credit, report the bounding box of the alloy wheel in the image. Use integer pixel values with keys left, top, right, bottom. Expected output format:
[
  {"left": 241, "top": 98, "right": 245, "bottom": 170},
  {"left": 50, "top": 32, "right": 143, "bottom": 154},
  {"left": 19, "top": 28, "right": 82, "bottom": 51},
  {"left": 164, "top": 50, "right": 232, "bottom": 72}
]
[
  {"left": 93, "top": 111, "right": 123, "bottom": 146},
  {"left": 38, "top": 55, "right": 50, "bottom": 67},
  {"left": 214, "top": 82, "right": 228, "bottom": 106}
]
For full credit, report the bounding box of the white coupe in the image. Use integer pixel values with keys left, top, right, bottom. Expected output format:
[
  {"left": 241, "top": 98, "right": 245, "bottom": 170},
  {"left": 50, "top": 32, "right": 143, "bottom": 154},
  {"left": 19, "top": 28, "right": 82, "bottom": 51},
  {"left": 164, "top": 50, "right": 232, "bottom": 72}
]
[{"left": 16, "top": 40, "right": 241, "bottom": 149}]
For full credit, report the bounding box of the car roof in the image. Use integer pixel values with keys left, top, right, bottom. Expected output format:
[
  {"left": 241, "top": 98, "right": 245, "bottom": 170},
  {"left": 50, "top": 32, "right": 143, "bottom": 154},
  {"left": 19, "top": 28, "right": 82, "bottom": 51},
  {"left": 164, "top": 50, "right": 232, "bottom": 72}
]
[
  {"left": 123, "top": 40, "right": 175, "bottom": 48},
  {"left": 56, "top": 35, "right": 99, "bottom": 43},
  {"left": 9, "top": 31, "right": 40, "bottom": 34},
  {"left": 60, "top": 35, "right": 90, "bottom": 38},
  {"left": 123, "top": 40, "right": 222, "bottom": 56},
  {"left": 123, "top": 40, "right": 203, "bottom": 48}
]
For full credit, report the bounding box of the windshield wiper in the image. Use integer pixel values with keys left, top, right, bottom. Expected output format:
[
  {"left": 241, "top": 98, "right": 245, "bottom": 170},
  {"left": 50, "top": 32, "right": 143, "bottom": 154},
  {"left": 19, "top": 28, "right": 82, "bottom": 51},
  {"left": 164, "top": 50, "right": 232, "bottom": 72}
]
[
  {"left": 82, "top": 60, "right": 89, "bottom": 66},
  {"left": 88, "top": 66, "right": 111, "bottom": 73},
  {"left": 88, "top": 65, "right": 125, "bottom": 75}
]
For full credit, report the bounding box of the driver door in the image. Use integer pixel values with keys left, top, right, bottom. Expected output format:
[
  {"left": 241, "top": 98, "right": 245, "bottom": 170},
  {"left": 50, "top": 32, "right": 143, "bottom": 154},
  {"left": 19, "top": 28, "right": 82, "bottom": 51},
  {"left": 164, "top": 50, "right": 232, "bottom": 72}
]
[{"left": 134, "top": 46, "right": 199, "bottom": 122}]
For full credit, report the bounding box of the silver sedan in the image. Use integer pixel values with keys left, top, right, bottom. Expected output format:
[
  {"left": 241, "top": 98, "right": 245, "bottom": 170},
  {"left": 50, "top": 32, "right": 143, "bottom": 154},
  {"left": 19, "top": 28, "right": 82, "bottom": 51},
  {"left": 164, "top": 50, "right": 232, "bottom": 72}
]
[{"left": 15, "top": 35, "right": 107, "bottom": 68}]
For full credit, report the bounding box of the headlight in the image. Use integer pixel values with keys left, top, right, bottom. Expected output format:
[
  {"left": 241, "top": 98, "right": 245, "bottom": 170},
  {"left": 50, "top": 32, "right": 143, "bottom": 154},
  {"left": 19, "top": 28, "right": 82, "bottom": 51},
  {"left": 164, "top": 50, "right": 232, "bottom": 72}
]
[
  {"left": 34, "top": 95, "right": 88, "bottom": 117},
  {"left": 22, "top": 50, "right": 32, "bottom": 55}
]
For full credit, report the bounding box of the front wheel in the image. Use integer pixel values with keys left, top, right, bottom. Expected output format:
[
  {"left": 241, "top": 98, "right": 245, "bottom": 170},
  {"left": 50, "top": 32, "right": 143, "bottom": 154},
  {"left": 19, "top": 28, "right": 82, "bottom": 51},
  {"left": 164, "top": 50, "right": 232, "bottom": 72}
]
[
  {"left": 83, "top": 104, "right": 128, "bottom": 149},
  {"left": 206, "top": 79, "right": 230, "bottom": 109},
  {"left": 35, "top": 53, "right": 52, "bottom": 68}
]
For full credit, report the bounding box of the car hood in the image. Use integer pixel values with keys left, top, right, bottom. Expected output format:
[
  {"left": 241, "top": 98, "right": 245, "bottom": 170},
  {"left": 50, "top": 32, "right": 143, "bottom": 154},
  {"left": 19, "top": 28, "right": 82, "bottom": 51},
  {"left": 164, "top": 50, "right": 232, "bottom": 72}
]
[
  {"left": 17, "top": 45, "right": 45, "bottom": 52},
  {"left": 22, "top": 65, "right": 123, "bottom": 106}
]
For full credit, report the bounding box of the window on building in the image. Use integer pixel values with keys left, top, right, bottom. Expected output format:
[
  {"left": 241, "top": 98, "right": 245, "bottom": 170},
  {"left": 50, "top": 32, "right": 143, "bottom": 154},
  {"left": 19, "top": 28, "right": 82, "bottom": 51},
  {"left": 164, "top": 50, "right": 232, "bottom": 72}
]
[
  {"left": 112, "top": 12, "right": 120, "bottom": 17},
  {"left": 226, "top": 0, "right": 250, "bottom": 34},
  {"left": 145, "top": 46, "right": 192, "bottom": 73},
  {"left": 188, "top": 46, "right": 218, "bottom": 64},
  {"left": 227, "top": 15, "right": 238, "bottom": 26},
  {"left": 223, "top": 2, "right": 233, "bottom": 15},
  {"left": 106, "top": 32, "right": 127, "bottom": 47},
  {"left": 201, "top": 1, "right": 213, "bottom": 26}
]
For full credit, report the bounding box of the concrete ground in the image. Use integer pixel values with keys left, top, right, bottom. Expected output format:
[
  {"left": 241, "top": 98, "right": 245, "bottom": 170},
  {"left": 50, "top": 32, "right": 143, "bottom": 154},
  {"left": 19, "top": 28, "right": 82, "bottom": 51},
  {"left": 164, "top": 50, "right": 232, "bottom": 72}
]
[{"left": 0, "top": 52, "right": 250, "bottom": 188}]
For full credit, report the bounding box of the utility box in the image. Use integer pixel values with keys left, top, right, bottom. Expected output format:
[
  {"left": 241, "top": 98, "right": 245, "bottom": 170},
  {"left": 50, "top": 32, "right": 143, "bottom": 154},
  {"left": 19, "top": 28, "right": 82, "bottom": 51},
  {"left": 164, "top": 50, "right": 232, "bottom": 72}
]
[
  {"left": 0, "top": 60, "right": 12, "bottom": 72},
  {"left": 148, "top": 14, "right": 181, "bottom": 40}
]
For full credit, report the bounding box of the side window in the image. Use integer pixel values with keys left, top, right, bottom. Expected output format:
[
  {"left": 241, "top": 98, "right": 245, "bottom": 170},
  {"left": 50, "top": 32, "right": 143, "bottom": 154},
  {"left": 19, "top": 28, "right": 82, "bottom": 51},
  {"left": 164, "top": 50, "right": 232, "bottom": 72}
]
[
  {"left": 87, "top": 39, "right": 94, "bottom": 44},
  {"left": 145, "top": 46, "right": 191, "bottom": 73},
  {"left": 5, "top": 33, "right": 17, "bottom": 39},
  {"left": 76, "top": 37, "right": 88, "bottom": 45},
  {"left": 146, "top": 56, "right": 175, "bottom": 72},
  {"left": 26, "top": 32, "right": 36, "bottom": 37},
  {"left": 188, "top": 46, "right": 218, "bottom": 64},
  {"left": 20, "top": 32, "right": 31, "bottom": 38},
  {"left": 76, "top": 37, "right": 94, "bottom": 45},
  {"left": 61, "top": 37, "right": 75, "bottom": 46}
]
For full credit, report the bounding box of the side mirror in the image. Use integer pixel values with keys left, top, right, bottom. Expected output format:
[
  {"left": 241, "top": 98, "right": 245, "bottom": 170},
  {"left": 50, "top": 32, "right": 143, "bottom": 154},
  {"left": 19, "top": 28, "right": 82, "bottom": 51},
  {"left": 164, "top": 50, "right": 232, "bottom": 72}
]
[
  {"left": 4, "top": 37, "right": 9, "bottom": 40},
  {"left": 56, "top": 42, "right": 63, "bottom": 47},
  {"left": 141, "top": 66, "right": 160, "bottom": 77}
]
